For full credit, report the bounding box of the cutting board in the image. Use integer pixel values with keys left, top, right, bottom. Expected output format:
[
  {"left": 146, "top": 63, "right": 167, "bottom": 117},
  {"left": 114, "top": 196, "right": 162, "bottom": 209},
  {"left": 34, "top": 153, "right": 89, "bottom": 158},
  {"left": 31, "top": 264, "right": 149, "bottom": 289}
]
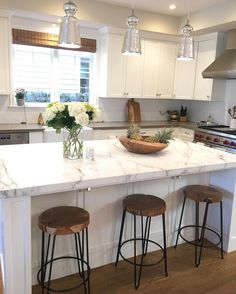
[{"left": 127, "top": 99, "right": 141, "bottom": 123}]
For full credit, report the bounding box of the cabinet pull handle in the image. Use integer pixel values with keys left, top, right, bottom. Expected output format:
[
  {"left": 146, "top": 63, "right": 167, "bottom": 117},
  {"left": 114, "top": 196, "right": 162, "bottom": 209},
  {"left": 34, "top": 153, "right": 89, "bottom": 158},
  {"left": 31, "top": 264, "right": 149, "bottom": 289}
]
[{"left": 159, "top": 93, "right": 161, "bottom": 97}]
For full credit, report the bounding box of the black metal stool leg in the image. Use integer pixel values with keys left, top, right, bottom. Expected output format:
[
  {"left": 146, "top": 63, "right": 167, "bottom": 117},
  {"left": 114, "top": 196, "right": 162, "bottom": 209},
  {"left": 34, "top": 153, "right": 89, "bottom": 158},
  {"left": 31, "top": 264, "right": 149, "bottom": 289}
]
[
  {"left": 85, "top": 227, "right": 90, "bottom": 294},
  {"left": 47, "top": 235, "right": 56, "bottom": 293},
  {"left": 135, "top": 215, "right": 145, "bottom": 289},
  {"left": 196, "top": 201, "right": 210, "bottom": 267},
  {"left": 175, "top": 194, "right": 187, "bottom": 248},
  {"left": 74, "top": 233, "right": 82, "bottom": 277},
  {"left": 115, "top": 209, "right": 126, "bottom": 266},
  {"left": 78, "top": 231, "right": 88, "bottom": 294},
  {"left": 162, "top": 213, "right": 168, "bottom": 276},
  {"left": 220, "top": 201, "right": 224, "bottom": 259},
  {"left": 133, "top": 214, "right": 137, "bottom": 289},
  {"left": 144, "top": 217, "right": 151, "bottom": 256},
  {"left": 195, "top": 201, "right": 199, "bottom": 266},
  {"left": 40, "top": 231, "right": 45, "bottom": 294}
]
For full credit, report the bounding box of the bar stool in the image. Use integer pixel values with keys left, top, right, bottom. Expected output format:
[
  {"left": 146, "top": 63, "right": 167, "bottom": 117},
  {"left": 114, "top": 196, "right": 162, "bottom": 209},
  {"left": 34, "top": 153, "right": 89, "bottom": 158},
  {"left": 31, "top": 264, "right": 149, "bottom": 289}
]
[
  {"left": 175, "top": 185, "right": 223, "bottom": 267},
  {"left": 37, "top": 206, "right": 90, "bottom": 293},
  {"left": 115, "top": 194, "right": 168, "bottom": 289}
]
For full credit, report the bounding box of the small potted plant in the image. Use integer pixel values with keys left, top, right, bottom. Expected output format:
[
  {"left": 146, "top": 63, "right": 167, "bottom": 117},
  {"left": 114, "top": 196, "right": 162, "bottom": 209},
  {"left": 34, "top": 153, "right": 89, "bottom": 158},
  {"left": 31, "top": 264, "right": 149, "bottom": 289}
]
[{"left": 15, "top": 88, "right": 26, "bottom": 106}]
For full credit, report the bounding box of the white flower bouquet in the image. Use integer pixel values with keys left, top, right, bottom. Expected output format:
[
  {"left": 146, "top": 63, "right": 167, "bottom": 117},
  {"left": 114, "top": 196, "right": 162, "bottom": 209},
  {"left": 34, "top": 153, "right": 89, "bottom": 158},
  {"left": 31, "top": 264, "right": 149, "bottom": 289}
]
[
  {"left": 45, "top": 101, "right": 100, "bottom": 159},
  {"left": 45, "top": 101, "right": 100, "bottom": 133}
]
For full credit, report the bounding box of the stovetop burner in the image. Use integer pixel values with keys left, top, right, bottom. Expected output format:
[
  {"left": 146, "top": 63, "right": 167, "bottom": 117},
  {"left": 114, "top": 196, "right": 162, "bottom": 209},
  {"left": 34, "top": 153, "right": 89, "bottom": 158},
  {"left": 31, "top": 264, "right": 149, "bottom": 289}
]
[{"left": 198, "top": 125, "right": 236, "bottom": 135}]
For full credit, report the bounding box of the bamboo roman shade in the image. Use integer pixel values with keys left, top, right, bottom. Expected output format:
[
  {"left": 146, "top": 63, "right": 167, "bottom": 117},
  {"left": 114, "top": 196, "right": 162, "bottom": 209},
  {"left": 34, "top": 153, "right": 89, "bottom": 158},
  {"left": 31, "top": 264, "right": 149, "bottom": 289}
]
[{"left": 12, "top": 28, "right": 96, "bottom": 53}]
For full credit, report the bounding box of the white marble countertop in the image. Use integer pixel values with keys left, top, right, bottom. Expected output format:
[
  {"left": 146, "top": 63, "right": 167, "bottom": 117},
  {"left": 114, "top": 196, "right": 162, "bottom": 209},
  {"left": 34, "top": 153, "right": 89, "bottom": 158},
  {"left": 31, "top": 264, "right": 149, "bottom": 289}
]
[
  {"left": 0, "top": 123, "right": 44, "bottom": 132},
  {"left": 89, "top": 121, "right": 196, "bottom": 130},
  {"left": 0, "top": 139, "right": 236, "bottom": 198}
]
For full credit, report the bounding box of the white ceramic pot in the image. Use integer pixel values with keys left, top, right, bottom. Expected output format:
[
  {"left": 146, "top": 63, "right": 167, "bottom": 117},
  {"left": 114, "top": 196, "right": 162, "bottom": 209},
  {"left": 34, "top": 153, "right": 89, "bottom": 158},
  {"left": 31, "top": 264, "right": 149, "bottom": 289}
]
[
  {"left": 230, "top": 118, "right": 236, "bottom": 129},
  {"left": 16, "top": 98, "right": 25, "bottom": 106}
]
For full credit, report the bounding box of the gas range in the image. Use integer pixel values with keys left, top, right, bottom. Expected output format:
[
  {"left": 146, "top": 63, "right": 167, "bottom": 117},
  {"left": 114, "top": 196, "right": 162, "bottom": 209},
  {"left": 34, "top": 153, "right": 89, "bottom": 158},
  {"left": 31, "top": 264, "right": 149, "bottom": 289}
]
[{"left": 194, "top": 125, "right": 236, "bottom": 153}]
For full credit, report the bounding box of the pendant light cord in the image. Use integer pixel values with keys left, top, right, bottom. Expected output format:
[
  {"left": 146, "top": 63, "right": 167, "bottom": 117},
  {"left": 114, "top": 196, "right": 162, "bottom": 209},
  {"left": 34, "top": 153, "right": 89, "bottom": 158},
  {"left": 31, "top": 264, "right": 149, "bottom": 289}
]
[{"left": 187, "top": 0, "right": 190, "bottom": 24}]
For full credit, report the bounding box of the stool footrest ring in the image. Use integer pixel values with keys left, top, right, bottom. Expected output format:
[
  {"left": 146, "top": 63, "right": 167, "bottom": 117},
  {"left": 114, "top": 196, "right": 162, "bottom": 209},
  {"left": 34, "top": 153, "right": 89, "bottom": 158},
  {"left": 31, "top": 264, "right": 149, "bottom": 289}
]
[
  {"left": 119, "top": 238, "right": 165, "bottom": 267},
  {"left": 37, "top": 256, "right": 90, "bottom": 293},
  {"left": 179, "top": 225, "right": 222, "bottom": 248}
]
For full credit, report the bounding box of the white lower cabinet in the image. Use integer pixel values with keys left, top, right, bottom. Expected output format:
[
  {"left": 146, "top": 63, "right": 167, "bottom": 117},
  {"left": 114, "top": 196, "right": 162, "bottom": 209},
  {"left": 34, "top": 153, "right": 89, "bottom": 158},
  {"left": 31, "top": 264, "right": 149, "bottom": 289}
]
[
  {"left": 177, "top": 128, "right": 194, "bottom": 142},
  {"left": 29, "top": 131, "right": 44, "bottom": 143},
  {"left": 91, "top": 127, "right": 194, "bottom": 141}
]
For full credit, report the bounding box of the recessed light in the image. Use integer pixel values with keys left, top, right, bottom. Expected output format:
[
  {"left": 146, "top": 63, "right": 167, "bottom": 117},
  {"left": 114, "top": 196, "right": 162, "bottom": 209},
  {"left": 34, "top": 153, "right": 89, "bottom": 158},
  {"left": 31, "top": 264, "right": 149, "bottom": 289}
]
[{"left": 169, "top": 4, "right": 176, "bottom": 10}]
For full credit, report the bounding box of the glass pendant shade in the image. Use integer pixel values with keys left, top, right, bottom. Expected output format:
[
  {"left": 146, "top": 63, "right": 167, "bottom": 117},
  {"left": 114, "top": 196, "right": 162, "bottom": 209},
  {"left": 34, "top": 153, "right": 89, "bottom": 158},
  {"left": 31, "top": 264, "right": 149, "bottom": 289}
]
[
  {"left": 177, "top": 20, "right": 194, "bottom": 61},
  {"left": 58, "top": 1, "right": 81, "bottom": 49},
  {"left": 122, "top": 12, "right": 141, "bottom": 56}
]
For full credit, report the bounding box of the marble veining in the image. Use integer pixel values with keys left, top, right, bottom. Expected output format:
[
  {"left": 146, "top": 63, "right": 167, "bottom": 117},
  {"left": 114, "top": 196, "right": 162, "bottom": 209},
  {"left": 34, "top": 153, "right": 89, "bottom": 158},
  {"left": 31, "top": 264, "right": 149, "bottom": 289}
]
[{"left": 0, "top": 139, "right": 235, "bottom": 198}]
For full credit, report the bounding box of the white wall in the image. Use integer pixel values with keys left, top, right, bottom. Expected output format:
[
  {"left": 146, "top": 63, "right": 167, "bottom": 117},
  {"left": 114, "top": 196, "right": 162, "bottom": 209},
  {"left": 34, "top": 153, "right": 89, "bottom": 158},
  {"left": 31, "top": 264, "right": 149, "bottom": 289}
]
[{"left": 98, "top": 97, "right": 228, "bottom": 124}]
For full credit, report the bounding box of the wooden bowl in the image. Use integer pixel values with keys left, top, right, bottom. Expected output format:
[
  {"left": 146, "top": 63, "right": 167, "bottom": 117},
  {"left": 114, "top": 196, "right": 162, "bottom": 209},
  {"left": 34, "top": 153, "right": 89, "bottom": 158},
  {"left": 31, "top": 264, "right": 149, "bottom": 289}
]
[{"left": 119, "top": 136, "right": 168, "bottom": 154}]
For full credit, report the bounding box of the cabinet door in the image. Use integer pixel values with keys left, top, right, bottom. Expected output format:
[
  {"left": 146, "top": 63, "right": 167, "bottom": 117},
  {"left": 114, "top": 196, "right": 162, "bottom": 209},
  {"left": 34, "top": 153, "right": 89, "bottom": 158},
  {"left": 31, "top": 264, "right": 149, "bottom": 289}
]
[
  {"left": 29, "top": 131, "right": 44, "bottom": 143},
  {"left": 107, "top": 34, "right": 126, "bottom": 97},
  {"left": 194, "top": 39, "right": 216, "bottom": 101},
  {"left": 0, "top": 17, "right": 10, "bottom": 95},
  {"left": 173, "top": 44, "right": 198, "bottom": 100},
  {"left": 158, "top": 41, "right": 177, "bottom": 99},
  {"left": 125, "top": 48, "right": 143, "bottom": 98},
  {"left": 142, "top": 40, "right": 160, "bottom": 98}
]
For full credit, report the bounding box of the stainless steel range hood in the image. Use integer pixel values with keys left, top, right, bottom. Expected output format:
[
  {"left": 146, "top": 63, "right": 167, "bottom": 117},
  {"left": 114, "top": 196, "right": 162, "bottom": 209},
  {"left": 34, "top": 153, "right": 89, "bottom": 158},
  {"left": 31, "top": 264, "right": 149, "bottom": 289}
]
[{"left": 202, "top": 30, "right": 236, "bottom": 79}]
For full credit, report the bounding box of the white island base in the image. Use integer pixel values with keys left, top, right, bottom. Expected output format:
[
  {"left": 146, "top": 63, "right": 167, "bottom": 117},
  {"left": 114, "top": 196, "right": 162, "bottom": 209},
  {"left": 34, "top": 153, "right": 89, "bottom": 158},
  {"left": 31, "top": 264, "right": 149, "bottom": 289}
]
[{"left": 0, "top": 139, "right": 236, "bottom": 294}]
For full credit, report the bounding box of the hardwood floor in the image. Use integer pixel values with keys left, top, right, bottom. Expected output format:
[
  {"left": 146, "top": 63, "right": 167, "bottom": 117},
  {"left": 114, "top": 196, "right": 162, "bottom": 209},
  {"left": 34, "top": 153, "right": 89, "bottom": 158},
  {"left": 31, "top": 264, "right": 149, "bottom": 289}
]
[{"left": 32, "top": 243, "right": 236, "bottom": 294}]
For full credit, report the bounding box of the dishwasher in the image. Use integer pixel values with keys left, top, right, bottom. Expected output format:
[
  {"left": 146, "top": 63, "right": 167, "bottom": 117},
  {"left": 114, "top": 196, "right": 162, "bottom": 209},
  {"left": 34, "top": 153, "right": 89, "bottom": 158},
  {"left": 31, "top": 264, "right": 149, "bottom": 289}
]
[{"left": 0, "top": 132, "right": 29, "bottom": 145}]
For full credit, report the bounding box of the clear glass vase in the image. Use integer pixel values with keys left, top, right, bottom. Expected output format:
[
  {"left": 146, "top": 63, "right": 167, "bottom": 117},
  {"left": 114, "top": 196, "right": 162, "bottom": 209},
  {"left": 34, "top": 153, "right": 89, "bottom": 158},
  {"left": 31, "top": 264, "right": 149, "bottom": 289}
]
[{"left": 63, "top": 126, "right": 83, "bottom": 159}]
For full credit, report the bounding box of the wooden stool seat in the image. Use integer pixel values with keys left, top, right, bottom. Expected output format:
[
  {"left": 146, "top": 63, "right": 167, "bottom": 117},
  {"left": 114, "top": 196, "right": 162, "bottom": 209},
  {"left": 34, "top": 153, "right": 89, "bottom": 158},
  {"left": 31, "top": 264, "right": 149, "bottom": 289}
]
[
  {"left": 123, "top": 194, "right": 166, "bottom": 217},
  {"left": 184, "top": 185, "right": 222, "bottom": 203},
  {"left": 38, "top": 206, "right": 90, "bottom": 236}
]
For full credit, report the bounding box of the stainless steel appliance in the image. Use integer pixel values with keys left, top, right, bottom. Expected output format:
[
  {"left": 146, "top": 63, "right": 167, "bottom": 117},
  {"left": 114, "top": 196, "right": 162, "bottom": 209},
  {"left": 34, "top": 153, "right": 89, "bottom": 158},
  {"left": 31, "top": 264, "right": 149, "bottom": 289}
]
[
  {"left": 194, "top": 125, "right": 236, "bottom": 153},
  {"left": 0, "top": 132, "right": 29, "bottom": 145}
]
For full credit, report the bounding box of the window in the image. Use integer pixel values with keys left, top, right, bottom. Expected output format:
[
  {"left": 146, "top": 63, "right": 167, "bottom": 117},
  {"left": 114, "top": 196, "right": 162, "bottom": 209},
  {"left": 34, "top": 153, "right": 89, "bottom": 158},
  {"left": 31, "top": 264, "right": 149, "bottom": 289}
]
[{"left": 13, "top": 44, "right": 94, "bottom": 104}]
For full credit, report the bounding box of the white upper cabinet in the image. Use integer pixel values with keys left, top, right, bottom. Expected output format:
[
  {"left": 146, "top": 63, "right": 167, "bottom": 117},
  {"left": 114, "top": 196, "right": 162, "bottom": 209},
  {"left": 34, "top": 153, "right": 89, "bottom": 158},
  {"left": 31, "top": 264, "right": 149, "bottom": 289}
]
[
  {"left": 125, "top": 52, "right": 143, "bottom": 98},
  {"left": 173, "top": 46, "right": 197, "bottom": 100},
  {"left": 142, "top": 39, "right": 176, "bottom": 99},
  {"left": 194, "top": 37, "right": 225, "bottom": 101},
  {"left": 105, "top": 34, "right": 126, "bottom": 97},
  {"left": 99, "top": 33, "right": 143, "bottom": 98},
  {"left": 0, "top": 13, "right": 11, "bottom": 95},
  {"left": 173, "top": 33, "right": 226, "bottom": 101}
]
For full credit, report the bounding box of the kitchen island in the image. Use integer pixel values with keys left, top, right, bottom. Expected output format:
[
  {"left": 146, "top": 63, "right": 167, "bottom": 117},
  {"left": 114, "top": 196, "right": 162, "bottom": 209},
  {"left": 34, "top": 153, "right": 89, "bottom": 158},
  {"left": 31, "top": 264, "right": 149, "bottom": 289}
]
[{"left": 0, "top": 139, "right": 236, "bottom": 294}]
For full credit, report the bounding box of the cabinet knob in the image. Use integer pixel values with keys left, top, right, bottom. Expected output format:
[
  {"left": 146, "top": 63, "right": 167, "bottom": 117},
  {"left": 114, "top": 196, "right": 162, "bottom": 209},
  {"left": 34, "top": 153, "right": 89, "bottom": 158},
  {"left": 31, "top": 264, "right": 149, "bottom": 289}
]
[
  {"left": 159, "top": 93, "right": 161, "bottom": 97},
  {"left": 127, "top": 92, "right": 129, "bottom": 96},
  {"left": 206, "top": 95, "right": 210, "bottom": 99},
  {"left": 156, "top": 93, "right": 158, "bottom": 97}
]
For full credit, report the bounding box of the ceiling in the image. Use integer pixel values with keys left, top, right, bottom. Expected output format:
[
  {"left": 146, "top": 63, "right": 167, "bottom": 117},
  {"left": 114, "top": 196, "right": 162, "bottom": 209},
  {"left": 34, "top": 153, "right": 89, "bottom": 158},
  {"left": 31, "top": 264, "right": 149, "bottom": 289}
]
[{"left": 95, "top": 0, "right": 230, "bottom": 16}]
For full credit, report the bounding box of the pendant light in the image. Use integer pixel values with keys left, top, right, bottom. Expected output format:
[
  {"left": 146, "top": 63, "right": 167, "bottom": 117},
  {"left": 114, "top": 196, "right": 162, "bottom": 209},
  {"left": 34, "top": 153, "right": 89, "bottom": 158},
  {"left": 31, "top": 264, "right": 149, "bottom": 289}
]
[
  {"left": 121, "top": 6, "right": 142, "bottom": 56},
  {"left": 177, "top": 1, "right": 194, "bottom": 60},
  {"left": 58, "top": 1, "right": 81, "bottom": 48}
]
